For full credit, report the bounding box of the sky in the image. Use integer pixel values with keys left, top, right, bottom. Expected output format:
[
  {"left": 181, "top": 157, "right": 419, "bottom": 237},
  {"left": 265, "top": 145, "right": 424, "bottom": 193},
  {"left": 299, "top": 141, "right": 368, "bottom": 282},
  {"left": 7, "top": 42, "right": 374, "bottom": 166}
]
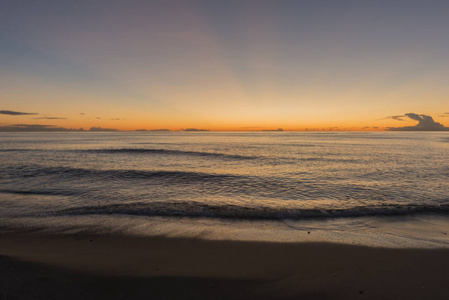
[{"left": 1, "top": 0, "right": 449, "bottom": 131}]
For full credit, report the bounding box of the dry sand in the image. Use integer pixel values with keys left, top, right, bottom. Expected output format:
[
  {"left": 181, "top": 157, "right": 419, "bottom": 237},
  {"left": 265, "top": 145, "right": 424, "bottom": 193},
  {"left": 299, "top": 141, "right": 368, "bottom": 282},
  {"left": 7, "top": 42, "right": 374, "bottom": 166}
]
[{"left": 0, "top": 233, "right": 448, "bottom": 299}]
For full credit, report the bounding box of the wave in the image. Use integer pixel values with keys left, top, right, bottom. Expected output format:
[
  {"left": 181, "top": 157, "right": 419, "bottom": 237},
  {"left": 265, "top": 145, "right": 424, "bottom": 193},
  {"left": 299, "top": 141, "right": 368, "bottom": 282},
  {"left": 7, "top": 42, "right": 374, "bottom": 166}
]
[
  {"left": 0, "top": 147, "right": 259, "bottom": 160},
  {"left": 2, "top": 166, "right": 239, "bottom": 183},
  {"left": 1, "top": 147, "right": 358, "bottom": 164},
  {"left": 82, "top": 148, "right": 258, "bottom": 160},
  {"left": 52, "top": 202, "right": 449, "bottom": 220},
  {"left": 0, "top": 189, "right": 79, "bottom": 196},
  {"left": 0, "top": 149, "right": 39, "bottom": 152}
]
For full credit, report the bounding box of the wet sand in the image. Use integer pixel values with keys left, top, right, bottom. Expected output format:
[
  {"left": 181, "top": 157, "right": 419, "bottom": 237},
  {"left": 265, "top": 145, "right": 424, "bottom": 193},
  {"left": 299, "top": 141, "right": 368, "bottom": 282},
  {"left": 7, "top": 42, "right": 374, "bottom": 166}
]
[{"left": 0, "top": 234, "right": 448, "bottom": 299}]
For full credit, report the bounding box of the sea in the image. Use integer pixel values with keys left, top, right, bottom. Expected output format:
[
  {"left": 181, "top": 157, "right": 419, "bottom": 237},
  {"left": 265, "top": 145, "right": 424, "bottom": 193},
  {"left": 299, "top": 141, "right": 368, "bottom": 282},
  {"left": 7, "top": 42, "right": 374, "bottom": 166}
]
[{"left": 1, "top": 131, "right": 448, "bottom": 248}]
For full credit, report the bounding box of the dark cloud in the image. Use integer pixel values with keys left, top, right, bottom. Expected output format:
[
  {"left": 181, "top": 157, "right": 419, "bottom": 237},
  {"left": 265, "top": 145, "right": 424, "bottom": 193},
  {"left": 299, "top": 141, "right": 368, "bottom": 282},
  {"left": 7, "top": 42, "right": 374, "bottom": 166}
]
[
  {"left": 96, "top": 117, "right": 102, "bottom": 119},
  {"left": 33, "top": 117, "right": 67, "bottom": 120},
  {"left": 0, "top": 124, "right": 84, "bottom": 132},
  {"left": 388, "top": 113, "right": 449, "bottom": 131},
  {"left": 80, "top": 113, "right": 85, "bottom": 115},
  {"left": 0, "top": 110, "right": 38, "bottom": 116},
  {"left": 110, "top": 118, "right": 124, "bottom": 121}
]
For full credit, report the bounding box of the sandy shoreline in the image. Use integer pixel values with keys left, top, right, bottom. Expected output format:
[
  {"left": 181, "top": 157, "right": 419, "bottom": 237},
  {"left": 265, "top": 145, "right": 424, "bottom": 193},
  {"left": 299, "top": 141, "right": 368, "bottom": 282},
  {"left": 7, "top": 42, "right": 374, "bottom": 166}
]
[{"left": 1, "top": 233, "right": 449, "bottom": 299}]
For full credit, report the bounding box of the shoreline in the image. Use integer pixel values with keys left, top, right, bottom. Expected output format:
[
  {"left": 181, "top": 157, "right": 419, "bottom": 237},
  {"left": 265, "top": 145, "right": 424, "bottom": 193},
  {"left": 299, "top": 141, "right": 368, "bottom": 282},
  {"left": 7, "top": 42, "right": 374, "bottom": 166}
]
[
  {"left": 1, "top": 233, "right": 449, "bottom": 299},
  {"left": 1, "top": 213, "right": 448, "bottom": 249}
]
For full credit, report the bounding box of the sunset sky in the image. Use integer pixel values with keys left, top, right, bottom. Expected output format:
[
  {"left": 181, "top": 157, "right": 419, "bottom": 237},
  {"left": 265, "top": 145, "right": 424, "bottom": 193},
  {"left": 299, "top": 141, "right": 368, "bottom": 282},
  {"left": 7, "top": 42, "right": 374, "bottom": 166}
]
[{"left": 1, "top": 0, "right": 448, "bottom": 131}]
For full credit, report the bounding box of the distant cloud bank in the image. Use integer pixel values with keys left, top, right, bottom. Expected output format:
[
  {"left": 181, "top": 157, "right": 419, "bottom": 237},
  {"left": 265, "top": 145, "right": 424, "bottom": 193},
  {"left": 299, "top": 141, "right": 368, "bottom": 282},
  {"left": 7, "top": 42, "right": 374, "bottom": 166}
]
[
  {"left": 0, "top": 125, "right": 122, "bottom": 132},
  {"left": 0, "top": 124, "right": 83, "bottom": 132},
  {"left": 0, "top": 110, "right": 37, "bottom": 116},
  {"left": 182, "top": 128, "right": 210, "bottom": 132},
  {"left": 89, "top": 127, "right": 117, "bottom": 132},
  {"left": 262, "top": 128, "right": 284, "bottom": 132},
  {"left": 388, "top": 113, "right": 449, "bottom": 131},
  {"left": 135, "top": 129, "right": 171, "bottom": 132}
]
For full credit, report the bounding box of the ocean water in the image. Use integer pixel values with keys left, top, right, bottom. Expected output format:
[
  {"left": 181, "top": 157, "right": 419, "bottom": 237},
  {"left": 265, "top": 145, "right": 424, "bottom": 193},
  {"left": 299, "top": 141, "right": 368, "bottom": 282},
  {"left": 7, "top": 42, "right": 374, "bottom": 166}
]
[{"left": 1, "top": 131, "right": 448, "bottom": 247}]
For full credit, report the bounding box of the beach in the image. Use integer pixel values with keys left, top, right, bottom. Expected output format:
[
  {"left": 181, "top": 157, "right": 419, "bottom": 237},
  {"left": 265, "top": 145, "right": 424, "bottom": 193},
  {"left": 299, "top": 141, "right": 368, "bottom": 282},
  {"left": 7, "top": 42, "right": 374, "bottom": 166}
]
[
  {"left": 1, "top": 132, "right": 448, "bottom": 299},
  {"left": 3, "top": 0, "right": 449, "bottom": 297},
  {"left": 1, "top": 233, "right": 449, "bottom": 300}
]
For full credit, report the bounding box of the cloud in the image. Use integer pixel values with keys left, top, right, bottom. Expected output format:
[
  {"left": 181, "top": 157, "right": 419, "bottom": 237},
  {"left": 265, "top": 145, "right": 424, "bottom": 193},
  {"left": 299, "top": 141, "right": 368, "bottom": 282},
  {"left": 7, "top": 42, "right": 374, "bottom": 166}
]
[
  {"left": 0, "top": 124, "right": 84, "bottom": 132},
  {"left": 89, "top": 127, "right": 118, "bottom": 132},
  {"left": 33, "top": 116, "right": 67, "bottom": 120},
  {"left": 262, "top": 128, "right": 284, "bottom": 131},
  {"left": 388, "top": 113, "right": 449, "bottom": 131},
  {"left": 110, "top": 118, "right": 125, "bottom": 121},
  {"left": 10, "top": 124, "right": 53, "bottom": 129},
  {"left": 385, "top": 115, "right": 405, "bottom": 121},
  {"left": 80, "top": 113, "right": 85, "bottom": 115},
  {"left": 0, "top": 110, "right": 38, "bottom": 116},
  {"left": 135, "top": 129, "right": 170, "bottom": 132},
  {"left": 182, "top": 128, "right": 209, "bottom": 132}
]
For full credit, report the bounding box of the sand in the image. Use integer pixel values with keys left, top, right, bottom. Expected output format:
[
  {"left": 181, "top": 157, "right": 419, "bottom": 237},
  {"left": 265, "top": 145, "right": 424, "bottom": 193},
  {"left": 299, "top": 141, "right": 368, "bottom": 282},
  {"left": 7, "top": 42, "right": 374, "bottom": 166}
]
[{"left": 1, "top": 233, "right": 448, "bottom": 300}]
